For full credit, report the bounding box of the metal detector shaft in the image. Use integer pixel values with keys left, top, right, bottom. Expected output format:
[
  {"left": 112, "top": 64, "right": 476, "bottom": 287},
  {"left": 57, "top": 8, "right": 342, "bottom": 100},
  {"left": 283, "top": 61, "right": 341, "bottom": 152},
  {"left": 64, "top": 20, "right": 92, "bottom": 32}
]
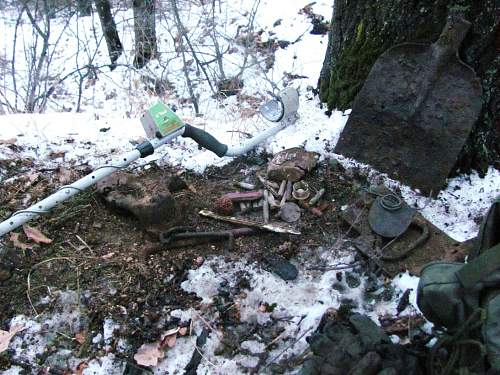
[
  {"left": 0, "top": 124, "right": 287, "bottom": 237},
  {"left": 0, "top": 129, "right": 184, "bottom": 237},
  {"left": 0, "top": 88, "right": 299, "bottom": 238}
]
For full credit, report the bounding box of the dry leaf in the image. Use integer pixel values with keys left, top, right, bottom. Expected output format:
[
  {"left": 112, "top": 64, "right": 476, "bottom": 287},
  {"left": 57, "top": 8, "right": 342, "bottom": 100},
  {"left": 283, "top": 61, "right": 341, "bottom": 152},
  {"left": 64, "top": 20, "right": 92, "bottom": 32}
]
[
  {"left": 58, "top": 167, "right": 73, "bottom": 184},
  {"left": 0, "top": 324, "right": 24, "bottom": 353},
  {"left": 160, "top": 328, "right": 179, "bottom": 349},
  {"left": 23, "top": 225, "right": 53, "bottom": 244},
  {"left": 163, "top": 334, "right": 176, "bottom": 349},
  {"left": 0, "top": 138, "right": 16, "bottom": 145},
  {"left": 101, "top": 252, "right": 115, "bottom": 260},
  {"left": 9, "top": 232, "right": 33, "bottom": 250},
  {"left": 164, "top": 327, "right": 180, "bottom": 336},
  {"left": 178, "top": 327, "right": 188, "bottom": 336},
  {"left": 74, "top": 332, "right": 86, "bottom": 345},
  {"left": 134, "top": 343, "right": 164, "bottom": 367},
  {"left": 49, "top": 150, "right": 67, "bottom": 159},
  {"left": 25, "top": 172, "right": 40, "bottom": 183},
  {"left": 75, "top": 361, "right": 88, "bottom": 375}
]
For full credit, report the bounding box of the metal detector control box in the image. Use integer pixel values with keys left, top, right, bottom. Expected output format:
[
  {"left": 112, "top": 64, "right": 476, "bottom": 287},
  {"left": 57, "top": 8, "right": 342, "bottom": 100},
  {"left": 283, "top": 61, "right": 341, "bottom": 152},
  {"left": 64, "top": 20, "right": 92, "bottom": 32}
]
[{"left": 141, "top": 101, "right": 185, "bottom": 139}]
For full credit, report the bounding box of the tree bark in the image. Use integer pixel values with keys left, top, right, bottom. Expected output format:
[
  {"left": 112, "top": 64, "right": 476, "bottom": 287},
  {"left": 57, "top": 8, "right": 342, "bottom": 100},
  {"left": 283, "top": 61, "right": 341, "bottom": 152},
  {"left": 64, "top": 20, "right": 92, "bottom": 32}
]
[
  {"left": 133, "top": 0, "right": 157, "bottom": 68},
  {"left": 319, "top": 0, "right": 500, "bottom": 175},
  {"left": 76, "top": 0, "right": 92, "bottom": 16},
  {"left": 94, "top": 0, "right": 123, "bottom": 68}
]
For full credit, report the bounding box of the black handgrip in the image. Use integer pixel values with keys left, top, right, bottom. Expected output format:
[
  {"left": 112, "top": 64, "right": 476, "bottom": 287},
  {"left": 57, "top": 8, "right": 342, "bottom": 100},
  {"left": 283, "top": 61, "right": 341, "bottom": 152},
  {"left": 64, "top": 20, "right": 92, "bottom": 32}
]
[{"left": 182, "top": 124, "right": 228, "bottom": 157}]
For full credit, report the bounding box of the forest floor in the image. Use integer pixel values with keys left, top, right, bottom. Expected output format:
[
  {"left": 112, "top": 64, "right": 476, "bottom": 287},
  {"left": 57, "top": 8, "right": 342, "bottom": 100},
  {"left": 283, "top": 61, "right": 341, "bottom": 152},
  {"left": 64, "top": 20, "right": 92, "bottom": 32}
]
[{"left": 1, "top": 0, "right": 500, "bottom": 373}]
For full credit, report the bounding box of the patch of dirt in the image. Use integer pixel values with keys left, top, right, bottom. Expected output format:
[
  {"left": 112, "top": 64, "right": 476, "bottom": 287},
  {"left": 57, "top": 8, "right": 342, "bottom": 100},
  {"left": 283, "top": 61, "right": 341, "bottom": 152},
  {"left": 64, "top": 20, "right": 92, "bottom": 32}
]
[{"left": 0, "top": 155, "right": 365, "bottom": 370}]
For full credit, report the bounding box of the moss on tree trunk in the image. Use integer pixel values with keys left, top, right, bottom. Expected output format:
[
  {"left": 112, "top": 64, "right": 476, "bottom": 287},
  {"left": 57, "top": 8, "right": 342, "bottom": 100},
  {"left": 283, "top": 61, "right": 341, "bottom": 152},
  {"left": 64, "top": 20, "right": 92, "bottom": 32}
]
[{"left": 319, "top": 0, "right": 500, "bottom": 175}]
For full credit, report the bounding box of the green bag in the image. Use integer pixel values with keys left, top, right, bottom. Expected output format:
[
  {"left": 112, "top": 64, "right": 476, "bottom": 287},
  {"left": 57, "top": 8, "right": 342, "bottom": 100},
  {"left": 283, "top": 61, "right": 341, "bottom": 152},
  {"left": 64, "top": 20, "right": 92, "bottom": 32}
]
[{"left": 417, "top": 196, "right": 500, "bottom": 371}]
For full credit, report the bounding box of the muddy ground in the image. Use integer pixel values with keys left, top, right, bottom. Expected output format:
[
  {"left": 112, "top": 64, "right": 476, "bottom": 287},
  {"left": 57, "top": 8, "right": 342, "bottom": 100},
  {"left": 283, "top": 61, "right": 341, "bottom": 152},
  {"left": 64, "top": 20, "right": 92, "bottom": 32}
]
[{"left": 0, "top": 151, "right": 386, "bottom": 372}]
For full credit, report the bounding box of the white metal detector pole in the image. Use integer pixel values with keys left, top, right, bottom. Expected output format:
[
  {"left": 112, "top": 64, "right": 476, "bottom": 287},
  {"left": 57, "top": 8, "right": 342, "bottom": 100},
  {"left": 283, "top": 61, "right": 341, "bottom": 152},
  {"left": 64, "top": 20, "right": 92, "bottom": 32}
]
[
  {"left": 0, "top": 88, "right": 300, "bottom": 238},
  {"left": 0, "top": 129, "right": 185, "bottom": 237}
]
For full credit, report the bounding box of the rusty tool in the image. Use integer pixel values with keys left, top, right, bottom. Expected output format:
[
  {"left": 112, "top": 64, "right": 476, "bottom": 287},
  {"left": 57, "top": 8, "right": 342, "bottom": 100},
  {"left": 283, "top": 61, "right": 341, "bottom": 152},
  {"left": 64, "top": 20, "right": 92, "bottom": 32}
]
[
  {"left": 199, "top": 209, "right": 301, "bottom": 235},
  {"left": 334, "top": 11, "right": 482, "bottom": 195},
  {"left": 159, "top": 226, "right": 259, "bottom": 250}
]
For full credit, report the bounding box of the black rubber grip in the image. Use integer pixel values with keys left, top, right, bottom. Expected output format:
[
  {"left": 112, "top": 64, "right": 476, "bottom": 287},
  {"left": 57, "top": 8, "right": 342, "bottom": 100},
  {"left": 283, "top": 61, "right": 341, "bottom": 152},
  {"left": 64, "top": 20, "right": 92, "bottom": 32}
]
[
  {"left": 136, "top": 140, "right": 154, "bottom": 157},
  {"left": 182, "top": 124, "right": 228, "bottom": 157}
]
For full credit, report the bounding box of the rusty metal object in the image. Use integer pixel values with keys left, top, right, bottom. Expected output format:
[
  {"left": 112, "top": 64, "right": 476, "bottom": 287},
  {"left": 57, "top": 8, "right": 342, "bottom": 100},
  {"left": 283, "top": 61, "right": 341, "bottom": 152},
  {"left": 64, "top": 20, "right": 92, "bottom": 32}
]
[
  {"left": 199, "top": 210, "right": 301, "bottom": 235},
  {"left": 257, "top": 175, "right": 280, "bottom": 189},
  {"left": 309, "top": 188, "right": 325, "bottom": 206},
  {"left": 267, "top": 148, "right": 319, "bottom": 182},
  {"left": 335, "top": 13, "right": 482, "bottom": 196},
  {"left": 278, "top": 180, "right": 287, "bottom": 197},
  {"left": 342, "top": 201, "right": 472, "bottom": 276},
  {"left": 380, "top": 218, "right": 430, "bottom": 261},
  {"left": 159, "top": 226, "right": 259, "bottom": 250},
  {"left": 236, "top": 181, "right": 256, "bottom": 190},
  {"left": 263, "top": 190, "right": 270, "bottom": 223},
  {"left": 280, "top": 180, "right": 293, "bottom": 207},
  {"left": 368, "top": 193, "right": 415, "bottom": 238},
  {"left": 222, "top": 191, "right": 263, "bottom": 202},
  {"left": 279, "top": 202, "right": 301, "bottom": 223},
  {"left": 214, "top": 196, "right": 234, "bottom": 215},
  {"left": 310, "top": 201, "right": 329, "bottom": 217},
  {"left": 292, "top": 181, "right": 310, "bottom": 200}
]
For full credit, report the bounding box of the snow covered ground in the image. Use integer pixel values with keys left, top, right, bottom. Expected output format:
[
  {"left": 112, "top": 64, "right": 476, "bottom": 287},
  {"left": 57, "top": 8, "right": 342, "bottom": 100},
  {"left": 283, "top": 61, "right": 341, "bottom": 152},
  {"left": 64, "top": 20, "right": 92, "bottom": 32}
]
[{"left": 1, "top": 0, "right": 499, "bottom": 373}]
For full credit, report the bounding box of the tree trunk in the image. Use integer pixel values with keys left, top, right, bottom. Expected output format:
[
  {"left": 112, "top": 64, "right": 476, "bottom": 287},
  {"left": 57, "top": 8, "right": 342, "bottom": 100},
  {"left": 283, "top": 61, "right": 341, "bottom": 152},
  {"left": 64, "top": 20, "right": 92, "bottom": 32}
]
[
  {"left": 46, "top": 0, "right": 58, "bottom": 18},
  {"left": 319, "top": 0, "right": 500, "bottom": 175},
  {"left": 76, "top": 0, "right": 92, "bottom": 16},
  {"left": 94, "top": 0, "right": 123, "bottom": 68},
  {"left": 133, "top": 0, "right": 157, "bottom": 68}
]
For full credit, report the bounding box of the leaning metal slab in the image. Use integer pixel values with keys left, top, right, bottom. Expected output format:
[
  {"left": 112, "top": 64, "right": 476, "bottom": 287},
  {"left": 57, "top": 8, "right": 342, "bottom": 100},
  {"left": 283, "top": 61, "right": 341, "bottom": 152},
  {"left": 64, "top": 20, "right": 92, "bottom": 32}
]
[{"left": 335, "top": 42, "right": 482, "bottom": 195}]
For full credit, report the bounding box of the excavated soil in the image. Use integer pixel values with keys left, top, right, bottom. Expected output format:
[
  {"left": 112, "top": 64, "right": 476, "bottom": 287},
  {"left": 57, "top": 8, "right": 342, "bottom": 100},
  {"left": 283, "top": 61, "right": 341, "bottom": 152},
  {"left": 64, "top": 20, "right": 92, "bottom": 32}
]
[{"left": 0, "top": 154, "right": 371, "bottom": 371}]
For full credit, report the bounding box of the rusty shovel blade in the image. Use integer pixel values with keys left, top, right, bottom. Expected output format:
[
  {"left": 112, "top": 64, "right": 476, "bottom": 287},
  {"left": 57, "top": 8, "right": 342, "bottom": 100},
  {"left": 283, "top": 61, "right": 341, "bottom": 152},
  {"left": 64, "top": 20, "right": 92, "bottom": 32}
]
[{"left": 334, "top": 12, "right": 482, "bottom": 196}]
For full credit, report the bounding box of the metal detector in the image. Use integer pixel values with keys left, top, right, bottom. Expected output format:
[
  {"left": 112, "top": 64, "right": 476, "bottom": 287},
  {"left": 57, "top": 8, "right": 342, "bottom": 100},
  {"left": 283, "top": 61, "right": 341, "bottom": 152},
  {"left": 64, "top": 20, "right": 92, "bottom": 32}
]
[{"left": 0, "top": 88, "right": 299, "bottom": 237}]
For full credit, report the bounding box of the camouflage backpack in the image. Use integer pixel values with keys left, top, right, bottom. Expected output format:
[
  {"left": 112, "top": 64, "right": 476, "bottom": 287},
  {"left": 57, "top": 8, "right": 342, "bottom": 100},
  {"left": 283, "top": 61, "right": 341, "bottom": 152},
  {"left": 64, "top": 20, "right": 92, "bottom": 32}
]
[{"left": 417, "top": 196, "right": 500, "bottom": 374}]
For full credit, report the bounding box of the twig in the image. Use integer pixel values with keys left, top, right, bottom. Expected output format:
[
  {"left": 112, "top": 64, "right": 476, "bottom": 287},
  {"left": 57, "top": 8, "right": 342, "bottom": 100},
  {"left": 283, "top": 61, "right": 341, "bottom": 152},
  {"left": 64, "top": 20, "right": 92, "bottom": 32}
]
[
  {"left": 264, "top": 327, "right": 313, "bottom": 368},
  {"left": 332, "top": 204, "right": 366, "bottom": 251},
  {"left": 193, "top": 311, "right": 223, "bottom": 340},
  {"left": 76, "top": 235, "right": 92, "bottom": 253},
  {"left": 306, "top": 261, "right": 361, "bottom": 271},
  {"left": 27, "top": 256, "right": 77, "bottom": 317},
  {"left": 56, "top": 331, "right": 76, "bottom": 341},
  {"left": 170, "top": 0, "right": 216, "bottom": 94}
]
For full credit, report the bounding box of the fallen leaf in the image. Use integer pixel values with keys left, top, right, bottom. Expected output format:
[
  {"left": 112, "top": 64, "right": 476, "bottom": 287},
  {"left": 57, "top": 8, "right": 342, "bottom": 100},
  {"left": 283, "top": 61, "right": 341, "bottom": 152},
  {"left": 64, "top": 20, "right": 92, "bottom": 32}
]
[
  {"left": 58, "top": 167, "right": 73, "bottom": 184},
  {"left": 25, "top": 172, "right": 40, "bottom": 183},
  {"left": 101, "top": 252, "right": 115, "bottom": 260},
  {"left": 134, "top": 343, "right": 164, "bottom": 367},
  {"left": 9, "top": 233, "right": 33, "bottom": 250},
  {"left": 49, "top": 150, "right": 67, "bottom": 159},
  {"left": 0, "top": 324, "right": 24, "bottom": 353},
  {"left": 178, "top": 327, "right": 188, "bottom": 336},
  {"left": 160, "top": 328, "right": 179, "bottom": 349},
  {"left": 0, "top": 138, "right": 16, "bottom": 145},
  {"left": 74, "top": 331, "right": 86, "bottom": 345},
  {"left": 23, "top": 225, "right": 52, "bottom": 244},
  {"left": 75, "top": 361, "right": 88, "bottom": 375},
  {"left": 163, "top": 334, "right": 176, "bottom": 349},
  {"left": 164, "top": 327, "right": 180, "bottom": 336}
]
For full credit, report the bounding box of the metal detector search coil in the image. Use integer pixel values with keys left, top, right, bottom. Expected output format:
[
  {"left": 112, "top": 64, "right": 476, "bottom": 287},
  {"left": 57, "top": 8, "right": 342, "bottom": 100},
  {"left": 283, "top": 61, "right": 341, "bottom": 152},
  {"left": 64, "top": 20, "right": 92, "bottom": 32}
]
[{"left": 0, "top": 88, "right": 299, "bottom": 237}]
